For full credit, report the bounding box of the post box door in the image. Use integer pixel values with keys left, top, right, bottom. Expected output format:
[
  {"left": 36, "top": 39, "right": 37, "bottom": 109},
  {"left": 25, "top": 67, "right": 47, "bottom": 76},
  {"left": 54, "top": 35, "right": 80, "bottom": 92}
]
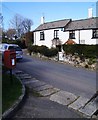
[{"left": 4, "top": 50, "right": 16, "bottom": 69}]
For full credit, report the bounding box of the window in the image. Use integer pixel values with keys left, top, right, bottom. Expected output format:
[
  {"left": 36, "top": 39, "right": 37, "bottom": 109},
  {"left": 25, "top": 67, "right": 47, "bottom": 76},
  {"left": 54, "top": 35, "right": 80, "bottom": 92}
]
[
  {"left": 92, "top": 29, "right": 98, "bottom": 38},
  {"left": 69, "top": 31, "right": 75, "bottom": 39},
  {"left": 8, "top": 46, "right": 22, "bottom": 51},
  {"left": 40, "top": 31, "right": 45, "bottom": 40},
  {"left": 54, "top": 30, "right": 59, "bottom": 39},
  {"left": 61, "top": 28, "right": 64, "bottom": 31}
]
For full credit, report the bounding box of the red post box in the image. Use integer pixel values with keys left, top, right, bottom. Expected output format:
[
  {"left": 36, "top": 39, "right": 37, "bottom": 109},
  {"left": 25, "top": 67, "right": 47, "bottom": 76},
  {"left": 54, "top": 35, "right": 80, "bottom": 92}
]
[{"left": 4, "top": 50, "right": 16, "bottom": 69}]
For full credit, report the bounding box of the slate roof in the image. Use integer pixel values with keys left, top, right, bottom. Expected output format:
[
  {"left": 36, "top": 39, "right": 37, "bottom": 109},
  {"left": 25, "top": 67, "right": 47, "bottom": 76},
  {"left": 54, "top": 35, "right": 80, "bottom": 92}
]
[
  {"left": 65, "top": 17, "right": 98, "bottom": 31},
  {"left": 34, "top": 19, "right": 71, "bottom": 31}
]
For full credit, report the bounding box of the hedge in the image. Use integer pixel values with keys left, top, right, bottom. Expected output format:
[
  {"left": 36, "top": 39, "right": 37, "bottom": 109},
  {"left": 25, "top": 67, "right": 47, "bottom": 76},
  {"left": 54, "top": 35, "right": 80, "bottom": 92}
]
[
  {"left": 27, "top": 44, "right": 97, "bottom": 59},
  {"left": 27, "top": 45, "right": 58, "bottom": 57},
  {"left": 63, "top": 44, "right": 97, "bottom": 58},
  {"left": 2, "top": 39, "right": 27, "bottom": 49}
]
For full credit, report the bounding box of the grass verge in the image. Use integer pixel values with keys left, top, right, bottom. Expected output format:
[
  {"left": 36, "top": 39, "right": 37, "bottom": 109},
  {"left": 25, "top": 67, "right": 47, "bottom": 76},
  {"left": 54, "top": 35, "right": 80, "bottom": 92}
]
[
  {"left": 26, "top": 87, "right": 43, "bottom": 97},
  {"left": 2, "top": 72, "right": 22, "bottom": 113}
]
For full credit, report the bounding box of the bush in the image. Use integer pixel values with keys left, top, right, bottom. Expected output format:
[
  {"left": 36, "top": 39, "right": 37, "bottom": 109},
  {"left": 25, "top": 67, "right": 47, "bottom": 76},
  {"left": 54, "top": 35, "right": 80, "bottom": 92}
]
[
  {"left": 37, "top": 45, "right": 48, "bottom": 55},
  {"left": 37, "top": 46, "right": 58, "bottom": 57},
  {"left": 27, "top": 45, "right": 58, "bottom": 57},
  {"left": 88, "top": 58, "right": 96, "bottom": 65},
  {"left": 46, "top": 48, "right": 58, "bottom": 57},
  {"left": 63, "top": 44, "right": 97, "bottom": 59},
  {"left": 83, "top": 45, "right": 96, "bottom": 58},
  {"left": 31, "top": 45, "right": 39, "bottom": 53},
  {"left": 2, "top": 39, "right": 27, "bottom": 49},
  {"left": 27, "top": 45, "right": 33, "bottom": 55},
  {"left": 27, "top": 45, "right": 48, "bottom": 55}
]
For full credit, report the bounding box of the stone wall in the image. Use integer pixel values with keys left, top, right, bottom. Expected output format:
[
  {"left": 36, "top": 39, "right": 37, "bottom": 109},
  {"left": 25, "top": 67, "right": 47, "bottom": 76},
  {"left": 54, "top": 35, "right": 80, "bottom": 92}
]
[{"left": 60, "top": 54, "right": 96, "bottom": 71}]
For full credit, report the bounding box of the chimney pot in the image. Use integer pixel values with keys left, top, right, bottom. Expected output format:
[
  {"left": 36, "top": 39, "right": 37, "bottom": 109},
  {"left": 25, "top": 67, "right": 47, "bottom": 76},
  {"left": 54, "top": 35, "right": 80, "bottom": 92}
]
[
  {"left": 88, "top": 8, "right": 93, "bottom": 18},
  {"left": 41, "top": 16, "right": 45, "bottom": 24}
]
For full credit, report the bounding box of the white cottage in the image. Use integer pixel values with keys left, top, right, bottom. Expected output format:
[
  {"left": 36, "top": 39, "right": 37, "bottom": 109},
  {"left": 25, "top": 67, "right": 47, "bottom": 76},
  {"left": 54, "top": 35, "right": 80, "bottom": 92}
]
[
  {"left": 33, "top": 17, "right": 98, "bottom": 48},
  {"left": 65, "top": 17, "right": 98, "bottom": 45},
  {"left": 33, "top": 18, "right": 71, "bottom": 48}
]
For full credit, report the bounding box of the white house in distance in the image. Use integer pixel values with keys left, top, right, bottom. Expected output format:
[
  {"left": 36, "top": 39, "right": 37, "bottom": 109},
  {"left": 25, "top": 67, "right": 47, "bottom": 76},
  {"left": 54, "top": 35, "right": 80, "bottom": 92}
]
[{"left": 33, "top": 9, "right": 98, "bottom": 48}]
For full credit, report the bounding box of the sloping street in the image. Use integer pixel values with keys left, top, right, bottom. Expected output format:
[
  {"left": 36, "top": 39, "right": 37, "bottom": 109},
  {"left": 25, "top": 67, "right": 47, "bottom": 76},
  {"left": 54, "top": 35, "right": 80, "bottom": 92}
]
[
  {"left": 16, "top": 54, "right": 96, "bottom": 99},
  {"left": 13, "top": 70, "right": 84, "bottom": 118},
  {"left": 12, "top": 67, "right": 97, "bottom": 118}
]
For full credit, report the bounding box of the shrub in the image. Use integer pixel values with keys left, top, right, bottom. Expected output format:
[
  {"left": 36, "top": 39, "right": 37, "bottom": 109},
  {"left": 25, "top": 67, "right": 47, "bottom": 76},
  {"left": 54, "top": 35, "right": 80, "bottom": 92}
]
[
  {"left": 27, "top": 45, "right": 33, "bottom": 55},
  {"left": 88, "top": 58, "right": 96, "bottom": 65},
  {"left": 31, "top": 45, "right": 39, "bottom": 53},
  {"left": 2, "top": 39, "right": 27, "bottom": 49},
  {"left": 48, "top": 48, "right": 58, "bottom": 57},
  {"left": 37, "top": 45, "right": 48, "bottom": 55},
  {"left": 27, "top": 45, "right": 58, "bottom": 57},
  {"left": 63, "top": 44, "right": 97, "bottom": 59},
  {"left": 41, "top": 48, "right": 58, "bottom": 57},
  {"left": 63, "top": 45, "right": 74, "bottom": 55},
  {"left": 83, "top": 45, "right": 96, "bottom": 58}
]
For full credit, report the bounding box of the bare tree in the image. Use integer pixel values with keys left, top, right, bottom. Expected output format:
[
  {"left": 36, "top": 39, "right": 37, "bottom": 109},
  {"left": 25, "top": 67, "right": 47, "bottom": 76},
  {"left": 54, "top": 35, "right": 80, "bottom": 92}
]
[
  {"left": 10, "top": 14, "right": 23, "bottom": 37},
  {"left": 6, "top": 28, "right": 16, "bottom": 40},
  {"left": 0, "top": 13, "right": 3, "bottom": 42},
  {"left": 0, "top": 13, "right": 3, "bottom": 28},
  {"left": 24, "top": 31, "right": 33, "bottom": 47},
  {"left": 22, "top": 18, "right": 33, "bottom": 33},
  {"left": 10, "top": 14, "right": 33, "bottom": 38}
]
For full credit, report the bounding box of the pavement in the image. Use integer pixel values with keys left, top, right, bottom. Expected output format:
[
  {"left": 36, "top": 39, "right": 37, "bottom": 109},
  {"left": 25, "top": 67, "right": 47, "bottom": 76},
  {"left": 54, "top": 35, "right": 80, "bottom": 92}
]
[{"left": 12, "top": 69, "right": 98, "bottom": 119}]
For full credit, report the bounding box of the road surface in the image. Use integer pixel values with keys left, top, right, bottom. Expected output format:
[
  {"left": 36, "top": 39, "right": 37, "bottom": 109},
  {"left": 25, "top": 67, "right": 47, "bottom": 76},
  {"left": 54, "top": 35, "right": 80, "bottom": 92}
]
[{"left": 16, "top": 54, "right": 96, "bottom": 99}]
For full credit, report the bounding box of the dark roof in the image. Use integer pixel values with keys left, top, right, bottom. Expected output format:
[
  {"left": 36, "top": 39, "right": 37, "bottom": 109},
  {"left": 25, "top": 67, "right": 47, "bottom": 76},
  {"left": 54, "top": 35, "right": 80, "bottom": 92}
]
[
  {"left": 64, "top": 39, "right": 76, "bottom": 45},
  {"left": 65, "top": 17, "right": 98, "bottom": 31},
  {"left": 34, "top": 19, "right": 71, "bottom": 31}
]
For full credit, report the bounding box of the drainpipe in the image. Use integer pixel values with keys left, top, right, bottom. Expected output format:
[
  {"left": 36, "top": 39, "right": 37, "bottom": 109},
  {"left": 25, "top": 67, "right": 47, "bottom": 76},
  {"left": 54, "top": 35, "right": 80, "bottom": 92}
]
[
  {"left": 79, "top": 30, "right": 80, "bottom": 44},
  {"left": 34, "top": 32, "right": 36, "bottom": 45}
]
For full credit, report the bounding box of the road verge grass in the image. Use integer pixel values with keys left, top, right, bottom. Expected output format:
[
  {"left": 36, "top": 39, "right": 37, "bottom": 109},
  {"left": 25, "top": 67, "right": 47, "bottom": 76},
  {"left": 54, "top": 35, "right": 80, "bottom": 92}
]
[
  {"left": 2, "top": 72, "right": 22, "bottom": 113},
  {"left": 26, "top": 87, "right": 43, "bottom": 97}
]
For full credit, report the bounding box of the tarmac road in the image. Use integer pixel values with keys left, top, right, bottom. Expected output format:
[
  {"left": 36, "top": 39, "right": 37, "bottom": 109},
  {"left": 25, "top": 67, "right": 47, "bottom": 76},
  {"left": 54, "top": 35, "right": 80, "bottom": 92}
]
[
  {"left": 16, "top": 54, "right": 96, "bottom": 99},
  {"left": 13, "top": 93, "right": 83, "bottom": 118}
]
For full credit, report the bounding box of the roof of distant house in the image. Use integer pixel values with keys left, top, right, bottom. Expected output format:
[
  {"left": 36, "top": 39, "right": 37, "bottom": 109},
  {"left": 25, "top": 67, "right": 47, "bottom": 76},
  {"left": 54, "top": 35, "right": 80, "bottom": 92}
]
[
  {"left": 65, "top": 17, "right": 98, "bottom": 31},
  {"left": 64, "top": 39, "right": 76, "bottom": 45},
  {"left": 34, "top": 19, "right": 71, "bottom": 31}
]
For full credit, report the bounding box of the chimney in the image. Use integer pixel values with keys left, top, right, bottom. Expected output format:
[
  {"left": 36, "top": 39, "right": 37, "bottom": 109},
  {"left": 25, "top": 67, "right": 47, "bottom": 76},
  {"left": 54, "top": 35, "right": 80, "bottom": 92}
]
[
  {"left": 41, "top": 16, "right": 45, "bottom": 24},
  {"left": 88, "top": 8, "right": 93, "bottom": 18}
]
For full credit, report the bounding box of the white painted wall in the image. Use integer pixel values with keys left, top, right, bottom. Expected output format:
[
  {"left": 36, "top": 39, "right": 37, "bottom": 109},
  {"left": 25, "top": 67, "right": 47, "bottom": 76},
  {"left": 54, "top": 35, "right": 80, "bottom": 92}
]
[
  {"left": 34, "top": 29, "right": 54, "bottom": 48},
  {"left": 34, "top": 28, "right": 69, "bottom": 48},
  {"left": 80, "top": 30, "right": 96, "bottom": 44},
  {"left": 75, "top": 31, "right": 80, "bottom": 44},
  {"left": 59, "top": 30, "right": 69, "bottom": 44},
  {"left": 34, "top": 29, "right": 97, "bottom": 48},
  {"left": 64, "top": 30, "right": 97, "bottom": 45}
]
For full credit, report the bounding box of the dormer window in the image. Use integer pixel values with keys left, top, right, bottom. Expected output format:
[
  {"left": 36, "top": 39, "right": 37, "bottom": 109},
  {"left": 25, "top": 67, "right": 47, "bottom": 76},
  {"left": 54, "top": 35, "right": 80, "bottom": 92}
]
[{"left": 92, "top": 29, "right": 98, "bottom": 38}]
